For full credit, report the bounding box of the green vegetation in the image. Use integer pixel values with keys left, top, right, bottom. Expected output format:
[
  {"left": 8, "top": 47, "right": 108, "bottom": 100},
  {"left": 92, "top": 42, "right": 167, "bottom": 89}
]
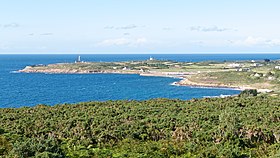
[
  {"left": 20, "top": 59, "right": 280, "bottom": 95},
  {"left": 0, "top": 95, "right": 280, "bottom": 157},
  {"left": 239, "top": 89, "right": 258, "bottom": 97}
]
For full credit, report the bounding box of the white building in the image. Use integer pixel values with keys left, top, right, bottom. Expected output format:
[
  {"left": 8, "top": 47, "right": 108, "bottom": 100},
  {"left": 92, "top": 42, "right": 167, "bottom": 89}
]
[
  {"left": 254, "top": 73, "right": 261, "bottom": 77},
  {"left": 252, "top": 63, "right": 263, "bottom": 67},
  {"left": 237, "top": 68, "right": 251, "bottom": 72},
  {"left": 75, "top": 56, "right": 83, "bottom": 63},
  {"left": 268, "top": 76, "right": 275, "bottom": 80},
  {"left": 228, "top": 63, "right": 241, "bottom": 68}
]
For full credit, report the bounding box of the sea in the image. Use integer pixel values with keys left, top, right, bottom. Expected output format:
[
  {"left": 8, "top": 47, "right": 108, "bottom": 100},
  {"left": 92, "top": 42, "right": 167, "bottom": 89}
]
[{"left": 1, "top": 54, "right": 279, "bottom": 108}]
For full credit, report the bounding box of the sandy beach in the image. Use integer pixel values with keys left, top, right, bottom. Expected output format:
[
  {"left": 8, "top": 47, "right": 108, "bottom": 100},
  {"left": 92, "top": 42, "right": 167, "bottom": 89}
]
[{"left": 175, "top": 78, "right": 272, "bottom": 93}]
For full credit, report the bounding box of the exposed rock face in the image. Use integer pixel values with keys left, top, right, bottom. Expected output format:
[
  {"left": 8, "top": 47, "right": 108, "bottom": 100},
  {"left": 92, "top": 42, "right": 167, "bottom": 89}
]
[
  {"left": 177, "top": 78, "right": 272, "bottom": 93},
  {"left": 18, "top": 65, "right": 140, "bottom": 74},
  {"left": 19, "top": 66, "right": 103, "bottom": 74}
]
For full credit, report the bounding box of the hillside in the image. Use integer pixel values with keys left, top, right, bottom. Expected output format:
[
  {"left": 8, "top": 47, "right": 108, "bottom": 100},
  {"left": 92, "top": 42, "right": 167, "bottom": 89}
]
[
  {"left": 0, "top": 95, "right": 279, "bottom": 157},
  {"left": 19, "top": 59, "right": 280, "bottom": 94}
]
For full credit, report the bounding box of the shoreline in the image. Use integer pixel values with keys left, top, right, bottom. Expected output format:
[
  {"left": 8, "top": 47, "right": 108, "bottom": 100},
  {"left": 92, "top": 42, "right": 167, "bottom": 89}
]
[
  {"left": 18, "top": 66, "right": 272, "bottom": 93},
  {"left": 176, "top": 78, "right": 246, "bottom": 90},
  {"left": 171, "top": 81, "right": 242, "bottom": 91},
  {"left": 174, "top": 78, "right": 272, "bottom": 93},
  {"left": 17, "top": 66, "right": 189, "bottom": 79},
  {"left": 17, "top": 67, "right": 245, "bottom": 91}
]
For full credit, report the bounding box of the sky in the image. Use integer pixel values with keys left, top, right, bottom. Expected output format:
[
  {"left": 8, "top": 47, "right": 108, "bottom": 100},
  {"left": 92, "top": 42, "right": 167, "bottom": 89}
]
[{"left": 0, "top": 0, "right": 280, "bottom": 54}]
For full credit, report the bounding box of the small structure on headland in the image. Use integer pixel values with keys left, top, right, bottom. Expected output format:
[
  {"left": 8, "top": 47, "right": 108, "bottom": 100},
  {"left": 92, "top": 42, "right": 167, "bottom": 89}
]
[
  {"left": 237, "top": 68, "right": 251, "bottom": 72},
  {"left": 252, "top": 63, "right": 263, "bottom": 67},
  {"left": 149, "top": 56, "right": 155, "bottom": 61},
  {"left": 75, "top": 56, "right": 83, "bottom": 63},
  {"left": 228, "top": 63, "right": 241, "bottom": 68}
]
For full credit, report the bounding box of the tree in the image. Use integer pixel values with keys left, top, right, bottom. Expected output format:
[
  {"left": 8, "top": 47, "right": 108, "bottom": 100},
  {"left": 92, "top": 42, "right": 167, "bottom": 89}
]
[{"left": 239, "top": 89, "right": 258, "bottom": 97}]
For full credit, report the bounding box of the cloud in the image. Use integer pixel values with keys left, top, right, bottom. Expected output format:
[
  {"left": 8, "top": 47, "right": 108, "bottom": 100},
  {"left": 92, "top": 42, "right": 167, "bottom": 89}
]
[
  {"left": 104, "top": 26, "right": 115, "bottom": 29},
  {"left": 189, "top": 26, "right": 235, "bottom": 32},
  {"left": 116, "top": 24, "right": 138, "bottom": 30},
  {"left": 244, "top": 37, "right": 280, "bottom": 46},
  {"left": 27, "top": 33, "right": 53, "bottom": 36},
  {"left": 96, "top": 37, "right": 148, "bottom": 47},
  {"left": 163, "top": 27, "right": 173, "bottom": 31},
  {"left": 232, "top": 36, "right": 280, "bottom": 47},
  {"left": 104, "top": 24, "right": 144, "bottom": 30},
  {"left": 1, "top": 23, "right": 20, "bottom": 28},
  {"left": 123, "top": 33, "right": 130, "bottom": 36},
  {"left": 190, "top": 40, "right": 204, "bottom": 45},
  {"left": 0, "top": 43, "right": 9, "bottom": 50},
  {"left": 40, "top": 33, "right": 53, "bottom": 36}
]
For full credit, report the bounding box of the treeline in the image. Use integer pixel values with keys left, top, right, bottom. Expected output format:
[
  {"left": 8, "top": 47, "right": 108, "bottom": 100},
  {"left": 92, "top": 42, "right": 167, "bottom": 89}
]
[{"left": 0, "top": 95, "right": 279, "bottom": 157}]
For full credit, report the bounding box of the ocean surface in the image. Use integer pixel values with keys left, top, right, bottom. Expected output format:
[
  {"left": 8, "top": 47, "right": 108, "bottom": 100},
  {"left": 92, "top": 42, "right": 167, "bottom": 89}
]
[{"left": 1, "top": 54, "right": 279, "bottom": 108}]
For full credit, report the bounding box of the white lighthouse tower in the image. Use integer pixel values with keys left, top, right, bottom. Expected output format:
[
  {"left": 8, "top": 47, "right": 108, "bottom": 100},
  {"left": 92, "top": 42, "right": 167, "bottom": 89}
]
[{"left": 75, "top": 56, "right": 82, "bottom": 63}]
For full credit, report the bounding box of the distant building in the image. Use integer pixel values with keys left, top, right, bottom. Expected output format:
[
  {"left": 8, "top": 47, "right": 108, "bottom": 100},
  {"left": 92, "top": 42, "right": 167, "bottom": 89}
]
[
  {"left": 252, "top": 63, "right": 263, "bottom": 67},
  {"left": 75, "top": 56, "right": 84, "bottom": 63},
  {"left": 268, "top": 76, "right": 275, "bottom": 80},
  {"left": 254, "top": 73, "right": 261, "bottom": 77},
  {"left": 275, "top": 66, "right": 280, "bottom": 70},
  {"left": 149, "top": 56, "right": 155, "bottom": 61},
  {"left": 228, "top": 63, "right": 241, "bottom": 68},
  {"left": 237, "top": 68, "right": 251, "bottom": 72}
]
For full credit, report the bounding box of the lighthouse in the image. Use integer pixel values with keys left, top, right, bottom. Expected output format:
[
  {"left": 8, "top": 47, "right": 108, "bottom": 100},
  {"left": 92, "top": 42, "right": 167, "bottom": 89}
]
[
  {"left": 75, "top": 56, "right": 82, "bottom": 63},
  {"left": 78, "top": 56, "right": 81, "bottom": 62}
]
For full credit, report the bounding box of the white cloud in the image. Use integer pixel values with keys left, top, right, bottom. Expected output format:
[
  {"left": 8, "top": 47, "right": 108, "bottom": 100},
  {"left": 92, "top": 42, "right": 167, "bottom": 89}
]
[
  {"left": 0, "top": 43, "right": 10, "bottom": 50},
  {"left": 99, "top": 38, "right": 130, "bottom": 46},
  {"left": 163, "top": 27, "right": 173, "bottom": 31},
  {"left": 1, "top": 23, "right": 20, "bottom": 28},
  {"left": 116, "top": 24, "right": 138, "bottom": 30},
  {"left": 40, "top": 33, "right": 54, "bottom": 36},
  {"left": 96, "top": 37, "right": 149, "bottom": 47},
  {"left": 123, "top": 33, "right": 130, "bottom": 36},
  {"left": 104, "top": 24, "right": 144, "bottom": 30},
  {"left": 233, "top": 36, "right": 280, "bottom": 47},
  {"left": 26, "top": 33, "right": 54, "bottom": 36},
  {"left": 135, "top": 38, "right": 147, "bottom": 44},
  {"left": 104, "top": 26, "right": 115, "bottom": 29},
  {"left": 189, "top": 26, "right": 235, "bottom": 32}
]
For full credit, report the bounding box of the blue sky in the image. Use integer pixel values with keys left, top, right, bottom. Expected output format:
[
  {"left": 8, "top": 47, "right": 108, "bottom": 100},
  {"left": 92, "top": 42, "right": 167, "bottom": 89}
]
[{"left": 0, "top": 0, "right": 280, "bottom": 54}]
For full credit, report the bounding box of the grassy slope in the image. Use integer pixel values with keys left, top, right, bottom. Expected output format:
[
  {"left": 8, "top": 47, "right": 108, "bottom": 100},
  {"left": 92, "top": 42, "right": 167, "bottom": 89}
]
[
  {"left": 23, "top": 60, "right": 280, "bottom": 93},
  {"left": 0, "top": 96, "right": 280, "bottom": 157}
]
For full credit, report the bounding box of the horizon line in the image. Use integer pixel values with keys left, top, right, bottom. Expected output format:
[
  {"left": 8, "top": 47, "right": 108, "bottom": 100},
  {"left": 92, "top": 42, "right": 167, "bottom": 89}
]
[{"left": 0, "top": 52, "right": 280, "bottom": 55}]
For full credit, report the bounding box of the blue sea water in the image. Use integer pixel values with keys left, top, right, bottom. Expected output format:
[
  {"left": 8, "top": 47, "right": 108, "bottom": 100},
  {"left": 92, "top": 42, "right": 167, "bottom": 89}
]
[{"left": 1, "top": 54, "right": 279, "bottom": 108}]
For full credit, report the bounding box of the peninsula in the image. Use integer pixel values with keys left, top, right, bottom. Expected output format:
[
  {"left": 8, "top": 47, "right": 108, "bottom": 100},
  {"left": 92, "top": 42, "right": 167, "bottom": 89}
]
[{"left": 18, "top": 57, "right": 280, "bottom": 94}]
